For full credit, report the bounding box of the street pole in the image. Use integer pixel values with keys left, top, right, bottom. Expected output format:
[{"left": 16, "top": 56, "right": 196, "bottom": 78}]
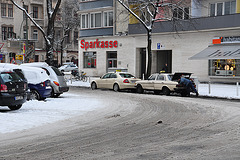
[{"left": 23, "top": 1, "right": 28, "bottom": 63}]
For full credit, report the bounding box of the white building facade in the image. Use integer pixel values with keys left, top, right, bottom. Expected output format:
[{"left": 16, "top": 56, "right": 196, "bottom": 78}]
[{"left": 78, "top": 0, "right": 240, "bottom": 83}]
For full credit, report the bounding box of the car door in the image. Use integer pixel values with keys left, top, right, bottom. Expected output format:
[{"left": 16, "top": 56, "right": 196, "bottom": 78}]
[
  {"left": 105, "top": 73, "right": 117, "bottom": 89},
  {"left": 142, "top": 74, "right": 156, "bottom": 90},
  {"left": 154, "top": 75, "right": 165, "bottom": 90},
  {"left": 99, "top": 73, "right": 111, "bottom": 88}
]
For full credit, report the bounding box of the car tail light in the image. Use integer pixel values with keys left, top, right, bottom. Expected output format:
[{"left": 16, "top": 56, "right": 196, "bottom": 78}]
[
  {"left": 40, "top": 82, "right": 46, "bottom": 87},
  {"left": 0, "top": 84, "right": 8, "bottom": 92},
  {"left": 123, "top": 79, "right": 130, "bottom": 83},
  {"left": 53, "top": 81, "right": 60, "bottom": 86},
  {"left": 24, "top": 83, "right": 27, "bottom": 90}
]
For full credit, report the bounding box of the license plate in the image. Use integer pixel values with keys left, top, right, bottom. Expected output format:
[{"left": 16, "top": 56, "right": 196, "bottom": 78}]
[{"left": 15, "top": 96, "right": 23, "bottom": 100}]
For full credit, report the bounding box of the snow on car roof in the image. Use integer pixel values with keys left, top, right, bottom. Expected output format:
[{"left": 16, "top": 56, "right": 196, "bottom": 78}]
[
  {"left": 21, "top": 62, "right": 49, "bottom": 67},
  {"left": 19, "top": 66, "right": 50, "bottom": 84}
]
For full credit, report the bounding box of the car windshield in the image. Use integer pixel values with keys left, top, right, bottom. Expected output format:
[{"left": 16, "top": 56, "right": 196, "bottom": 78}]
[
  {"left": 1, "top": 72, "right": 22, "bottom": 83},
  {"left": 119, "top": 73, "right": 135, "bottom": 78},
  {"left": 51, "top": 66, "right": 64, "bottom": 76}
]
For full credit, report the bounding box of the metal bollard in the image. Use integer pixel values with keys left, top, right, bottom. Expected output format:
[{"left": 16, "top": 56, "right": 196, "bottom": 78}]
[
  {"left": 142, "top": 74, "right": 144, "bottom": 80},
  {"left": 237, "top": 82, "right": 239, "bottom": 96},
  {"left": 208, "top": 81, "right": 211, "bottom": 94}
]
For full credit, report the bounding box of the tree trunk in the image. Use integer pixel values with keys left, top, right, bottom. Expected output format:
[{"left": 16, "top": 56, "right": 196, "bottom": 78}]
[{"left": 146, "top": 30, "right": 152, "bottom": 79}]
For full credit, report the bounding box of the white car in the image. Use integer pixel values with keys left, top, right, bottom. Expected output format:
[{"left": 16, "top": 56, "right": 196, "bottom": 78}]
[
  {"left": 91, "top": 72, "right": 141, "bottom": 91},
  {"left": 135, "top": 73, "right": 178, "bottom": 95},
  {"left": 59, "top": 64, "right": 78, "bottom": 72}
]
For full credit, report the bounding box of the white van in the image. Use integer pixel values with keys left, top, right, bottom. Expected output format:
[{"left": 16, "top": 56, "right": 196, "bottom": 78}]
[{"left": 21, "top": 62, "right": 69, "bottom": 97}]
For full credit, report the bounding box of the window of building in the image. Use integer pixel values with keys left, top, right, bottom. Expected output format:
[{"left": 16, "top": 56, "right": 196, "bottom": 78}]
[
  {"left": 33, "top": 6, "right": 38, "bottom": 18},
  {"left": 8, "top": 4, "right": 13, "bottom": 17},
  {"left": 103, "top": 11, "right": 113, "bottom": 27},
  {"left": 33, "top": 29, "right": 38, "bottom": 40},
  {"left": 74, "top": 31, "right": 78, "bottom": 45},
  {"left": 84, "top": 52, "right": 96, "bottom": 68},
  {"left": 8, "top": 27, "right": 14, "bottom": 38},
  {"left": 66, "top": 30, "right": 71, "bottom": 44},
  {"left": 81, "top": 14, "right": 89, "bottom": 29},
  {"left": 2, "top": 26, "right": 7, "bottom": 40},
  {"left": 1, "top": 3, "right": 6, "bottom": 17},
  {"left": 90, "top": 12, "right": 101, "bottom": 28},
  {"left": 210, "top": 1, "right": 236, "bottom": 16},
  {"left": 107, "top": 51, "right": 117, "bottom": 68},
  {"left": 209, "top": 59, "right": 240, "bottom": 77},
  {"left": 173, "top": 7, "right": 190, "bottom": 20},
  {"left": 2, "top": 26, "right": 15, "bottom": 40}
]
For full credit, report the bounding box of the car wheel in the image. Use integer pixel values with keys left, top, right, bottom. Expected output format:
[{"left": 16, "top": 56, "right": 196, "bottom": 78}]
[
  {"left": 32, "top": 90, "right": 40, "bottom": 100},
  {"left": 162, "top": 87, "right": 170, "bottom": 96},
  {"left": 113, "top": 83, "right": 120, "bottom": 92},
  {"left": 8, "top": 104, "right": 22, "bottom": 110},
  {"left": 136, "top": 85, "right": 144, "bottom": 94},
  {"left": 91, "top": 82, "right": 97, "bottom": 90}
]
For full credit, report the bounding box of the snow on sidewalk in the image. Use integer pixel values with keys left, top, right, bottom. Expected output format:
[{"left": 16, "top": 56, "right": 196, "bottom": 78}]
[{"left": 67, "top": 80, "right": 240, "bottom": 99}]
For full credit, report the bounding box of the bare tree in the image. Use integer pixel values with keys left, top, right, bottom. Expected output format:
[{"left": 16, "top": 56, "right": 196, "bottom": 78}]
[
  {"left": 116, "top": 0, "right": 190, "bottom": 78},
  {"left": 55, "top": 0, "right": 80, "bottom": 65},
  {"left": 10, "top": 0, "right": 62, "bottom": 66}
]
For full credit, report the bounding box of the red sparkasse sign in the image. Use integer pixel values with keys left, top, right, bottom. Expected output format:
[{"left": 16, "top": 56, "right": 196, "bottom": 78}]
[{"left": 80, "top": 39, "right": 118, "bottom": 50}]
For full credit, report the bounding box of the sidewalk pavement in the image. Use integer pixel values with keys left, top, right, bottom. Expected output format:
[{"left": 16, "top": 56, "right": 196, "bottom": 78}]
[{"left": 67, "top": 79, "right": 240, "bottom": 100}]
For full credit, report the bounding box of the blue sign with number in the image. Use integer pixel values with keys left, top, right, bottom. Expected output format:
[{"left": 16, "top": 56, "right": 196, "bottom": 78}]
[{"left": 157, "top": 43, "right": 161, "bottom": 49}]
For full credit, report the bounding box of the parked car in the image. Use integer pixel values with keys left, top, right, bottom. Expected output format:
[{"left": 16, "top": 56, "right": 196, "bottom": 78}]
[
  {"left": 91, "top": 72, "right": 141, "bottom": 91},
  {"left": 21, "top": 62, "right": 69, "bottom": 97},
  {"left": 58, "top": 63, "right": 78, "bottom": 72},
  {"left": 0, "top": 68, "right": 27, "bottom": 110},
  {"left": 171, "top": 72, "right": 197, "bottom": 96},
  {"left": 0, "top": 63, "right": 52, "bottom": 100},
  {"left": 19, "top": 66, "right": 52, "bottom": 100},
  {"left": 135, "top": 73, "right": 178, "bottom": 95}
]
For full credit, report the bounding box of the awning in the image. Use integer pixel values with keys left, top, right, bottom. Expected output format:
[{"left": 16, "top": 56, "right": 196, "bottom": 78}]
[{"left": 189, "top": 44, "right": 240, "bottom": 60}]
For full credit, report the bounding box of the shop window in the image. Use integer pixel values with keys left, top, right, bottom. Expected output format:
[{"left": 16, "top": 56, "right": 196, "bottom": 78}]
[
  {"left": 103, "top": 11, "right": 113, "bottom": 27},
  {"left": 209, "top": 59, "right": 240, "bottom": 77},
  {"left": 84, "top": 52, "right": 96, "bottom": 68},
  {"left": 107, "top": 51, "right": 117, "bottom": 68},
  {"left": 210, "top": 1, "right": 236, "bottom": 17}
]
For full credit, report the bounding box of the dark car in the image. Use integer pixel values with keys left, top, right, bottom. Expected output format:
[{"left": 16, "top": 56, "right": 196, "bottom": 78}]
[
  {"left": 171, "top": 72, "right": 197, "bottom": 96},
  {"left": 19, "top": 66, "right": 52, "bottom": 100},
  {"left": 0, "top": 69, "right": 27, "bottom": 110}
]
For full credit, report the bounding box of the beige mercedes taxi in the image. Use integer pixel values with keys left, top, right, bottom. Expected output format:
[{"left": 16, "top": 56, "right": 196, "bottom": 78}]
[
  {"left": 135, "top": 73, "right": 178, "bottom": 95},
  {"left": 91, "top": 72, "right": 141, "bottom": 92}
]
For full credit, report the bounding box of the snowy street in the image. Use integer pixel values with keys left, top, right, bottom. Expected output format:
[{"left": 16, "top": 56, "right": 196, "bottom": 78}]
[{"left": 0, "top": 86, "right": 240, "bottom": 159}]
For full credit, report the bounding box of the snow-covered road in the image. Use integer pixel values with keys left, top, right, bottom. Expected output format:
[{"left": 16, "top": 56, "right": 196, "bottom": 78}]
[{"left": 0, "top": 92, "right": 103, "bottom": 133}]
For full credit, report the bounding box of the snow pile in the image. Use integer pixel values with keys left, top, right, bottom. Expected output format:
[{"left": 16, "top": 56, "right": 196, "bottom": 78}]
[{"left": 0, "top": 93, "right": 103, "bottom": 133}]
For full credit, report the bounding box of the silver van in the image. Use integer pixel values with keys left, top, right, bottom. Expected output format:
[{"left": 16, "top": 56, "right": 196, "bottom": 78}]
[{"left": 21, "top": 62, "right": 69, "bottom": 97}]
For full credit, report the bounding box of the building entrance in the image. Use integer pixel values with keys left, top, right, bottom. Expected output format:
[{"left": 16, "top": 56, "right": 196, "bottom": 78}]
[{"left": 157, "top": 50, "right": 172, "bottom": 73}]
